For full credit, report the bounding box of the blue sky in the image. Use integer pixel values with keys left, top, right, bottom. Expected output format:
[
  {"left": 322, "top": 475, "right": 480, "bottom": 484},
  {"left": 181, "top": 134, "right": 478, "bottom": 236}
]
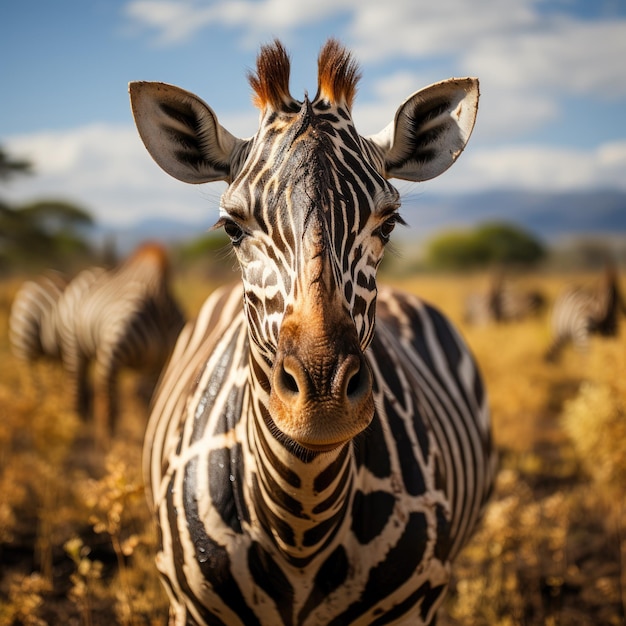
[{"left": 2, "top": 0, "right": 626, "bottom": 230}]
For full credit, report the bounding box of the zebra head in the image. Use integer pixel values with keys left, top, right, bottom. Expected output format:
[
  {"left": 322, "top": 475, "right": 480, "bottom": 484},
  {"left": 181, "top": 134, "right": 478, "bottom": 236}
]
[{"left": 130, "top": 39, "right": 478, "bottom": 454}]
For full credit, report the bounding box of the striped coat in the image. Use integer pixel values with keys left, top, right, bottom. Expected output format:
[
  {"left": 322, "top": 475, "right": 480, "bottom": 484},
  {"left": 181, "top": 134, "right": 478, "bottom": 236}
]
[
  {"left": 55, "top": 265, "right": 107, "bottom": 417},
  {"left": 464, "top": 277, "right": 545, "bottom": 326},
  {"left": 131, "top": 40, "right": 495, "bottom": 625},
  {"left": 58, "top": 243, "right": 185, "bottom": 441},
  {"left": 545, "top": 263, "right": 625, "bottom": 361},
  {"left": 145, "top": 283, "right": 494, "bottom": 625},
  {"left": 9, "top": 270, "right": 69, "bottom": 364}
]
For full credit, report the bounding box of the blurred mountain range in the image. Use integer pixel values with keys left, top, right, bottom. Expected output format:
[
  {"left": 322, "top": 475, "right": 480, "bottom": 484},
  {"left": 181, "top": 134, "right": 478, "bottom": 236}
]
[
  {"left": 97, "top": 189, "right": 626, "bottom": 253},
  {"left": 398, "top": 189, "right": 626, "bottom": 243}
]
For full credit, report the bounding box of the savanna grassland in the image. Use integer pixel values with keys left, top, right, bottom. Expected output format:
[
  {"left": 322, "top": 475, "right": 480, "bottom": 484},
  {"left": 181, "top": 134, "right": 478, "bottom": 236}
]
[{"left": 0, "top": 270, "right": 625, "bottom": 625}]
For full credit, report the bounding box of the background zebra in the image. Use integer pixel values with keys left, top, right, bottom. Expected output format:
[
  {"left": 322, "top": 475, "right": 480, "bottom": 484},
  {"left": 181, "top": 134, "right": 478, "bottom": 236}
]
[
  {"left": 463, "top": 273, "right": 546, "bottom": 326},
  {"left": 57, "top": 242, "right": 185, "bottom": 443},
  {"left": 545, "top": 261, "right": 625, "bottom": 362},
  {"left": 130, "top": 39, "right": 495, "bottom": 625},
  {"left": 9, "top": 270, "right": 69, "bottom": 367},
  {"left": 54, "top": 264, "right": 108, "bottom": 418}
]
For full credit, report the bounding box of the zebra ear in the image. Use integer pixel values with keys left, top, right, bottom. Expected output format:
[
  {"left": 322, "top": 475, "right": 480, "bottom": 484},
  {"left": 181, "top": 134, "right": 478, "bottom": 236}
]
[
  {"left": 129, "top": 81, "right": 245, "bottom": 184},
  {"left": 368, "top": 78, "right": 479, "bottom": 182}
]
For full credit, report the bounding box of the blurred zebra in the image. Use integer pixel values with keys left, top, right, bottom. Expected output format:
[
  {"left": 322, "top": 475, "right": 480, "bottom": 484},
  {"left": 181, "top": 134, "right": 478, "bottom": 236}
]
[
  {"left": 464, "top": 275, "right": 545, "bottom": 326},
  {"left": 9, "top": 270, "right": 69, "bottom": 365},
  {"left": 545, "top": 262, "right": 625, "bottom": 362},
  {"left": 58, "top": 242, "right": 186, "bottom": 443},
  {"left": 55, "top": 265, "right": 108, "bottom": 416}
]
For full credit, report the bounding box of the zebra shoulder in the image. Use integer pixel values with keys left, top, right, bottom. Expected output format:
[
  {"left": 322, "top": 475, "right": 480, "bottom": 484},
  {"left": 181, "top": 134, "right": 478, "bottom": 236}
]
[
  {"left": 372, "top": 286, "right": 487, "bottom": 416},
  {"left": 374, "top": 286, "right": 466, "bottom": 357}
]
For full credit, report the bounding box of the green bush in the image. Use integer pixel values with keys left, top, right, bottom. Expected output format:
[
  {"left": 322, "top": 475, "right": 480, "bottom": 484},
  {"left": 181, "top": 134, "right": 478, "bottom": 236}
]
[{"left": 425, "top": 222, "right": 546, "bottom": 270}]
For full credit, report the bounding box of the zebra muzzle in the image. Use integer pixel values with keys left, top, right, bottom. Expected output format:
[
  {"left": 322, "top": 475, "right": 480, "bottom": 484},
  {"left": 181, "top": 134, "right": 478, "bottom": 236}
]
[{"left": 269, "top": 346, "right": 374, "bottom": 451}]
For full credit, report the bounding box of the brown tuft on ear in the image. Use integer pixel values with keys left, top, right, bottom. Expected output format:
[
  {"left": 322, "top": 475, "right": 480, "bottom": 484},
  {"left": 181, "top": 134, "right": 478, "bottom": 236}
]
[
  {"left": 316, "top": 39, "right": 361, "bottom": 109},
  {"left": 248, "top": 39, "right": 294, "bottom": 111}
]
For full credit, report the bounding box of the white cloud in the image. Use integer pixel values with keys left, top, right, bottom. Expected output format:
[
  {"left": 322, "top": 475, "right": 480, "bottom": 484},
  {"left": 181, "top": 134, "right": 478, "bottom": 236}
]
[
  {"left": 122, "top": 0, "right": 626, "bottom": 144},
  {"left": 347, "top": 0, "right": 539, "bottom": 61},
  {"left": 462, "top": 18, "right": 626, "bottom": 98},
  {"left": 471, "top": 89, "right": 560, "bottom": 142},
  {"left": 426, "top": 141, "right": 626, "bottom": 194},
  {"left": 123, "top": 0, "right": 351, "bottom": 45},
  {"left": 345, "top": 2, "right": 626, "bottom": 140},
  {"left": 124, "top": 1, "right": 221, "bottom": 45},
  {"left": 4, "top": 122, "right": 625, "bottom": 230},
  {"left": 3, "top": 124, "right": 221, "bottom": 228}
]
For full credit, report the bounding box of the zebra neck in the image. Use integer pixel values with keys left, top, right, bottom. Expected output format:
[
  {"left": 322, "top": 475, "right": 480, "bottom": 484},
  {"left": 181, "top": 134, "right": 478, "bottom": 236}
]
[{"left": 245, "top": 368, "right": 355, "bottom": 566}]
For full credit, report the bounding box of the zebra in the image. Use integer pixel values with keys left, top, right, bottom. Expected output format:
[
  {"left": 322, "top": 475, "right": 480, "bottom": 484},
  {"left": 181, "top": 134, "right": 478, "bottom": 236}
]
[
  {"left": 54, "top": 264, "right": 108, "bottom": 417},
  {"left": 130, "top": 40, "right": 496, "bottom": 625},
  {"left": 463, "top": 274, "right": 545, "bottom": 326},
  {"left": 56, "top": 242, "right": 185, "bottom": 443},
  {"left": 9, "top": 270, "right": 69, "bottom": 365},
  {"left": 545, "top": 261, "right": 625, "bottom": 362}
]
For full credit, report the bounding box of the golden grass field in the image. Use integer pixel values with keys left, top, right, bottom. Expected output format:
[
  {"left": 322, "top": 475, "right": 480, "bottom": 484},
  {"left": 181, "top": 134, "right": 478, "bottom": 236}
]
[{"left": 0, "top": 270, "right": 624, "bottom": 625}]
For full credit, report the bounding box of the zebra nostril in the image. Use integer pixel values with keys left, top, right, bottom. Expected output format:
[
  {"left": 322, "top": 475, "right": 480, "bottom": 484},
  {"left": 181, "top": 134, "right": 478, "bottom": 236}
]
[
  {"left": 340, "top": 354, "right": 371, "bottom": 402},
  {"left": 275, "top": 355, "right": 304, "bottom": 399},
  {"left": 273, "top": 352, "right": 371, "bottom": 407},
  {"left": 346, "top": 368, "right": 362, "bottom": 397},
  {"left": 281, "top": 369, "right": 299, "bottom": 394}
]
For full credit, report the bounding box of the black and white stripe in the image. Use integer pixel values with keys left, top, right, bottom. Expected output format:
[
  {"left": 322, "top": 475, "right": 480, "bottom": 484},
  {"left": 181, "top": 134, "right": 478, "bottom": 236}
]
[
  {"left": 132, "top": 40, "right": 495, "bottom": 625},
  {"left": 9, "top": 270, "right": 69, "bottom": 364},
  {"left": 464, "top": 277, "right": 545, "bottom": 326},
  {"left": 56, "top": 244, "right": 185, "bottom": 441},
  {"left": 146, "top": 284, "right": 493, "bottom": 625},
  {"left": 54, "top": 265, "right": 107, "bottom": 416},
  {"left": 545, "top": 263, "right": 624, "bottom": 361}
]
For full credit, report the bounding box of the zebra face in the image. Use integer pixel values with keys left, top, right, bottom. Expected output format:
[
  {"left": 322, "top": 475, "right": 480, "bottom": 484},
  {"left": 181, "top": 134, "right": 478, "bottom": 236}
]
[
  {"left": 130, "top": 39, "right": 479, "bottom": 451},
  {"left": 216, "top": 97, "right": 401, "bottom": 449},
  {"left": 219, "top": 99, "right": 401, "bottom": 356}
]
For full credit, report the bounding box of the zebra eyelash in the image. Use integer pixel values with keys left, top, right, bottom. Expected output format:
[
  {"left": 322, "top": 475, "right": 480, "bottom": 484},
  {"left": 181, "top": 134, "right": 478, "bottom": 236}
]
[
  {"left": 211, "top": 214, "right": 247, "bottom": 245},
  {"left": 373, "top": 213, "right": 407, "bottom": 243}
]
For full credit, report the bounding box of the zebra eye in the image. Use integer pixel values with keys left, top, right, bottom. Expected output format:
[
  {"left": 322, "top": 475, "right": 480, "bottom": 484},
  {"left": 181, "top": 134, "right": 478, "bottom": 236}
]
[
  {"left": 374, "top": 215, "right": 400, "bottom": 243},
  {"left": 223, "top": 220, "right": 245, "bottom": 245}
]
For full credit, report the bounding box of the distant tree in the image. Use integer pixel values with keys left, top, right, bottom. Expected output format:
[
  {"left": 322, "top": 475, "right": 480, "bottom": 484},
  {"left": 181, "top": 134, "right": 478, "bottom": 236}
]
[
  {"left": 472, "top": 222, "right": 546, "bottom": 266},
  {"left": 0, "top": 145, "right": 99, "bottom": 273},
  {"left": 0, "top": 146, "right": 33, "bottom": 182},
  {"left": 425, "top": 230, "right": 490, "bottom": 270},
  {"left": 425, "top": 222, "right": 546, "bottom": 270},
  {"left": 17, "top": 200, "right": 94, "bottom": 233},
  {"left": 0, "top": 199, "right": 96, "bottom": 274}
]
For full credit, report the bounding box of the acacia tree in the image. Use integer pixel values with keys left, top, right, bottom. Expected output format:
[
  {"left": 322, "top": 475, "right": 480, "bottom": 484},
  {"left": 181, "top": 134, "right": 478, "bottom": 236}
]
[
  {"left": 0, "top": 146, "right": 33, "bottom": 181},
  {"left": 0, "top": 145, "right": 97, "bottom": 273},
  {"left": 425, "top": 222, "right": 546, "bottom": 270}
]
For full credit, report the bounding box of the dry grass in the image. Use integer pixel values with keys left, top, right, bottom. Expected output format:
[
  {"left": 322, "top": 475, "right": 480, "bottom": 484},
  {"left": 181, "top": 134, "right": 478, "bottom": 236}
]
[
  {"left": 395, "top": 272, "right": 626, "bottom": 625},
  {"left": 0, "top": 270, "right": 625, "bottom": 625}
]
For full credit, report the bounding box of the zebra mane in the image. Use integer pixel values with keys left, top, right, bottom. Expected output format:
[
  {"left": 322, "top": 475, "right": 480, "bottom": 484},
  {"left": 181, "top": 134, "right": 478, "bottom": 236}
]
[
  {"left": 316, "top": 39, "right": 361, "bottom": 110},
  {"left": 248, "top": 39, "right": 361, "bottom": 112},
  {"left": 248, "top": 39, "right": 293, "bottom": 111},
  {"left": 124, "top": 241, "right": 171, "bottom": 277}
]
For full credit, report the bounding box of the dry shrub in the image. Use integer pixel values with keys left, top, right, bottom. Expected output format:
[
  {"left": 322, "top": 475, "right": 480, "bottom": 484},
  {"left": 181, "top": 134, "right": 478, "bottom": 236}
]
[
  {"left": 560, "top": 338, "right": 626, "bottom": 622},
  {"left": 64, "top": 537, "right": 105, "bottom": 626},
  {"left": 74, "top": 446, "right": 169, "bottom": 625},
  {"left": 0, "top": 573, "right": 51, "bottom": 626},
  {"left": 0, "top": 460, "right": 28, "bottom": 545},
  {"left": 562, "top": 340, "right": 626, "bottom": 500},
  {"left": 444, "top": 469, "right": 571, "bottom": 626}
]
